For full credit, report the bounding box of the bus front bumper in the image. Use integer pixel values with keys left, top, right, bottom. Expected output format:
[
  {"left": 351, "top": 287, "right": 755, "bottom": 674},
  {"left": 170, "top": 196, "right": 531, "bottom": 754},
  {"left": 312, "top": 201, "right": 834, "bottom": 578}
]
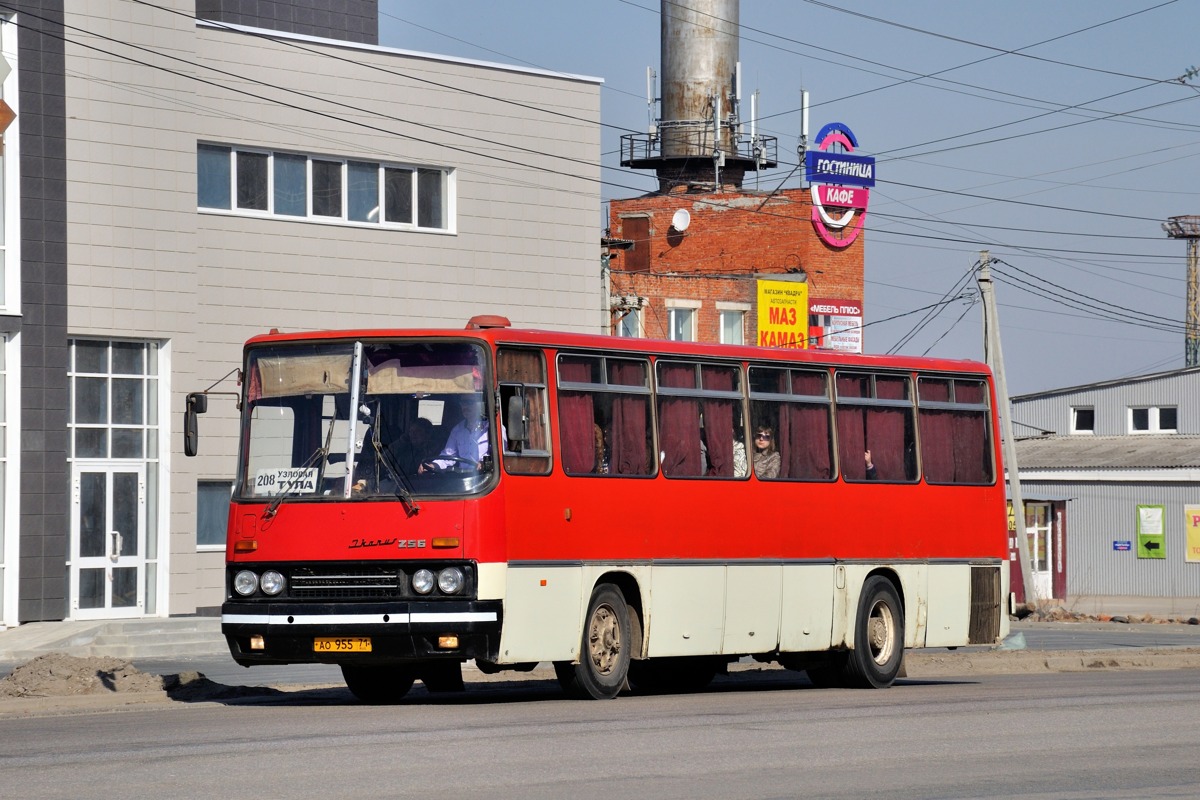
[{"left": 221, "top": 599, "right": 503, "bottom": 667}]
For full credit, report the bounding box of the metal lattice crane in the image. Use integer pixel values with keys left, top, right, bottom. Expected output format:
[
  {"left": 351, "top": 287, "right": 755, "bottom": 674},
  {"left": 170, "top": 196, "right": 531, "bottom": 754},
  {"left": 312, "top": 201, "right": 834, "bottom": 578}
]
[{"left": 1163, "top": 216, "right": 1200, "bottom": 367}]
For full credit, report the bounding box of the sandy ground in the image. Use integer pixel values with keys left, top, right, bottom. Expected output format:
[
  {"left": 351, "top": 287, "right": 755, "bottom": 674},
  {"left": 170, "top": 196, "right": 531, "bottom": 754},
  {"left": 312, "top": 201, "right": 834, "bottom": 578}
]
[{"left": 2, "top": 645, "right": 1199, "bottom": 718}]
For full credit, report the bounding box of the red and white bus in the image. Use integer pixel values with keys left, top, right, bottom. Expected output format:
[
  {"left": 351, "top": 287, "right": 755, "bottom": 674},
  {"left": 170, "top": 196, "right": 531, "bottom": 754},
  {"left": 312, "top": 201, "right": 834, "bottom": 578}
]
[{"left": 187, "top": 315, "right": 1009, "bottom": 702}]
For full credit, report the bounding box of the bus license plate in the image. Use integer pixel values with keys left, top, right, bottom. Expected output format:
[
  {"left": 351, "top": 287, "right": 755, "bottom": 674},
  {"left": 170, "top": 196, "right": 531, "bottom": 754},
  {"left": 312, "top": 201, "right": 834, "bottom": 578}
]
[{"left": 314, "top": 637, "right": 372, "bottom": 653}]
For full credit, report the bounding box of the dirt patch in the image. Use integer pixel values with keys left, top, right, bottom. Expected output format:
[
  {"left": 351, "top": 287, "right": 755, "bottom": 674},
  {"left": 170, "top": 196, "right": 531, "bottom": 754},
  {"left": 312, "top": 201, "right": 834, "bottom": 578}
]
[
  {"left": 0, "top": 653, "right": 283, "bottom": 704},
  {"left": 0, "top": 653, "right": 164, "bottom": 699}
]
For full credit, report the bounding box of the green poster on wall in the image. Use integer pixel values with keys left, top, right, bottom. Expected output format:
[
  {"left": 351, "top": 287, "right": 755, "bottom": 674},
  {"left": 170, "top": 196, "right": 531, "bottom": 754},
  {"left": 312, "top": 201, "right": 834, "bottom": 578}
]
[{"left": 1136, "top": 504, "right": 1166, "bottom": 559}]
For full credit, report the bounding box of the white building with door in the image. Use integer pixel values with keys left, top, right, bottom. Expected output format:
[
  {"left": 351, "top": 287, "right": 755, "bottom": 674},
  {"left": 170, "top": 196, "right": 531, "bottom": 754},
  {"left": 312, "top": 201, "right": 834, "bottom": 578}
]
[
  {"left": 0, "top": 1, "right": 601, "bottom": 627},
  {"left": 1011, "top": 367, "right": 1200, "bottom": 612}
]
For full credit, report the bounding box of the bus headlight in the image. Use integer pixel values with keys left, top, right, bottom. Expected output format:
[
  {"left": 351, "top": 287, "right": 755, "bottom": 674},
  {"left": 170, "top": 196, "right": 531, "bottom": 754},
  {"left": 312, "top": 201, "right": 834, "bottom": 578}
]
[
  {"left": 438, "top": 567, "right": 464, "bottom": 595},
  {"left": 233, "top": 570, "right": 259, "bottom": 596},
  {"left": 412, "top": 569, "right": 435, "bottom": 595},
  {"left": 260, "top": 570, "right": 286, "bottom": 596}
]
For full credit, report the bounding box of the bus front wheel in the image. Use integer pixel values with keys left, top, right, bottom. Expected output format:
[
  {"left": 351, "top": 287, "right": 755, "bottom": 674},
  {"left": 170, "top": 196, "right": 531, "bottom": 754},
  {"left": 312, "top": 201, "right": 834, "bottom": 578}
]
[
  {"left": 341, "top": 664, "right": 415, "bottom": 704},
  {"left": 555, "top": 584, "right": 631, "bottom": 700},
  {"left": 846, "top": 575, "right": 904, "bottom": 688}
]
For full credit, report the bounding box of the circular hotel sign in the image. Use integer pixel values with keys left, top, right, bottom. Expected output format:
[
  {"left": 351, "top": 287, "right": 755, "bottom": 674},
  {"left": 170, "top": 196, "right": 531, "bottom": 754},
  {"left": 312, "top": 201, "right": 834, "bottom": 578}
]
[{"left": 804, "top": 122, "right": 874, "bottom": 249}]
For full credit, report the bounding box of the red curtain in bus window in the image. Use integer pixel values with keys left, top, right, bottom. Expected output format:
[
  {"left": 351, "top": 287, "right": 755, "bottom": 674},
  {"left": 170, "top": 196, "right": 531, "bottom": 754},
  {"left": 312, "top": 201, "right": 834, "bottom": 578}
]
[
  {"left": 610, "top": 362, "right": 650, "bottom": 475},
  {"left": 782, "top": 371, "right": 832, "bottom": 480},
  {"left": 835, "top": 374, "right": 869, "bottom": 480},
  {"left": 918, "top": 379, "right": 955, "bottom": 482},
  {"left": 836, "top": 406, "right": 867, "bottom": 480},
  {"left": 870, "top": 377, "right": 910, "bottom": 481},
  {"left": 557, "top": 361, "right": 595, "bottom": 474},
  {"left": 658, "top": 363, "right": 702, "bottom": 477},
  {"left": 919, "top": 409, "right": 955, "bottom": 482},
  {"left": 953, "top": 411, "right": 990, "bottom": 482},
  {"left": 701, "top": 366, "right": 735, "bottom": 476},
  {"left": 953, "top": 381, "right": 991, "bottom": 482}
]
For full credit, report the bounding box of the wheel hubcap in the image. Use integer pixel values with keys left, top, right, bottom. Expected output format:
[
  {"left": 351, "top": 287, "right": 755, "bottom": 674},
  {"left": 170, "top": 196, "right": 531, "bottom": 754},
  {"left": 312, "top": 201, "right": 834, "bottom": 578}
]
[
  {"left": 867, "top": 601, "right": 895, "bottom": 665},
  {"left": 588, "top": 604, "right": 621, "bottom": 675}
]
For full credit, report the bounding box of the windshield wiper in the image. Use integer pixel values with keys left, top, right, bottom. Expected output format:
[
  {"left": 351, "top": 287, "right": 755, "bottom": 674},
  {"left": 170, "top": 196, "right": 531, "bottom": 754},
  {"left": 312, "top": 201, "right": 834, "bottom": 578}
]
[
  {"left": 262, "top": 447, "right": 326, "bottom": 519},
  {"left": 368, "top": 427, "right": 421, "bottom": 516}
]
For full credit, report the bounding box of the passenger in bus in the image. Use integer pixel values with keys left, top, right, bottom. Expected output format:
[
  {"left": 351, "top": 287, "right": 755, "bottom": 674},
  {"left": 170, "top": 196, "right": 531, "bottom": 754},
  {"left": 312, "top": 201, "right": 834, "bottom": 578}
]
[
  {"left": 422, "top": 394, "right": 492, "bottom": 472},
  {"left": 593, "top": 424, "right": 610, "bottom": 474},
  {"left": 865, "top": 450, "right": 878, "bottom": 480},
  {"left": 752, "top": 426, "right": 780, "bottom": 479},
  {"left": 399, "top": 417, "right": 438, "bottom": 475}
]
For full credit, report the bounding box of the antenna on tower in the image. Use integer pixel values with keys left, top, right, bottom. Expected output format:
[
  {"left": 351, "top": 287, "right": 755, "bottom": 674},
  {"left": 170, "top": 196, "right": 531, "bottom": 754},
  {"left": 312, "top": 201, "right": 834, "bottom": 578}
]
[
  {"left": 734, "top": 61, "right": 743, "bottom": 138},
  {"left": 646, "top": 66, "right": 658, "bottom": 139},
  {"left": 712, "top": 93, "right": 724, "bottom": 190},
  {"left": 800, "top": 89, "right": 810, "bottom": 154}
]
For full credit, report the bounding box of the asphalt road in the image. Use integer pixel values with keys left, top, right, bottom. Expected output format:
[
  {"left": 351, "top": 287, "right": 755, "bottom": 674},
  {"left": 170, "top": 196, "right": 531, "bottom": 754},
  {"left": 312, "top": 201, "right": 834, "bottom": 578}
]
[{"left": 2, "top": 668, "right": 1197, "bottom": 800}]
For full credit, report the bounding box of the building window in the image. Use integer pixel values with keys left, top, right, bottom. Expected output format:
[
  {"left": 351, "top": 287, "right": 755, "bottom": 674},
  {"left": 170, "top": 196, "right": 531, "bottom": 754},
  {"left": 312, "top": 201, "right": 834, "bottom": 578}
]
[
  {"left": 1129, "top": 406, "right": 1177, "bottom": 434},
  {"left": 1071, "top": 407, "right": 1094, "bottom": 434},
  {"left": 197, "top": 144, "right": 453, "bottom": 232},
  {"left": 718, "top": 305, "right": 747, "bottom": 345},
  {"left": 197, "top": 144, "right": 232, "bottom": 210},
  {"left": 70, "top": 341, "right": 160, "bottom": 460},
  {"left": 197, "top": 481, "right": 232, "bottom": 548},
  {"left": 667, "top": 300, "right": 699, "bottom": 342},
  {"left": 616, "top": 307, "right": 640, "bottom": 338}
]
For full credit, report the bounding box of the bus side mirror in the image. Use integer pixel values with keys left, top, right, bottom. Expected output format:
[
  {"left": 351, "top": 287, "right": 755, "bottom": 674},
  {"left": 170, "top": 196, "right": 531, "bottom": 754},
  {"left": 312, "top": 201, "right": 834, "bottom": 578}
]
[
  {"left": 506, "top": 393, "right": 527, "bottom": 444},
  {"left": 184, "top": 392, "right": 208, "bottom": 457}
]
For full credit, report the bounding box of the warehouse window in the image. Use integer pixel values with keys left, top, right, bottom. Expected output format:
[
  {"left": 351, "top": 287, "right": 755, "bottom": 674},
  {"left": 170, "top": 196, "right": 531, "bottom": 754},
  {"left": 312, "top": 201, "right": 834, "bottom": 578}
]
[
  {"left": 1071, "top": 407, "right": 1094, "bottom": 434},
  {"left": 197, "top": 144, "right": 454, "bottom": 232},
  {"left": 1129, "top": 406, "right": 1177, "bottom": 434}
]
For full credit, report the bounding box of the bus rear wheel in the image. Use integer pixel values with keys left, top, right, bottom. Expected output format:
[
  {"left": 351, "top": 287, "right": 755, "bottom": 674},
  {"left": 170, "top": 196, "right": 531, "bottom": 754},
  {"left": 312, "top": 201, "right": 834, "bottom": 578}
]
[
  {"left": 555, "top": 584, "right": 631, "bottom": 700},
  {"left": 845, "top": 576, "right": 904, "bottom": 688},
  {"left": 341, "top": 664, "right": 415, "bottom": 704}
]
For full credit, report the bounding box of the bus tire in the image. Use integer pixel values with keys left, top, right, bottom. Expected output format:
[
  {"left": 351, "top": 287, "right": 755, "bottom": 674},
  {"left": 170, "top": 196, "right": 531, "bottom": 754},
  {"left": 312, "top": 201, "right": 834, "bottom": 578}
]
[
  {"left": 340, "top": 664, "right": 415, "bottom": 704},
  {"left": 556, "top": 584, "right": 631, "bottom": 700},
  {"left": 845, "top": 575, "right": 904, "bottom": 688}
]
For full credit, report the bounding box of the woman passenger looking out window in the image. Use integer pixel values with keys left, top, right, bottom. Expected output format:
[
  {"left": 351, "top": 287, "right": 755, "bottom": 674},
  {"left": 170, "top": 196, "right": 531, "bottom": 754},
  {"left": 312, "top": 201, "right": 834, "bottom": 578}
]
[{"left": 753, "top": 425, "right": 780, "bottom": 479}]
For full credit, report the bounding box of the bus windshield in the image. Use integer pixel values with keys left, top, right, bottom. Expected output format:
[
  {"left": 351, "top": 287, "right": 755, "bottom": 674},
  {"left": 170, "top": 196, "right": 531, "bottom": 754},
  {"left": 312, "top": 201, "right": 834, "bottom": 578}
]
[{"left": 238, "top": 339, "right": 493, "bottom": 502}]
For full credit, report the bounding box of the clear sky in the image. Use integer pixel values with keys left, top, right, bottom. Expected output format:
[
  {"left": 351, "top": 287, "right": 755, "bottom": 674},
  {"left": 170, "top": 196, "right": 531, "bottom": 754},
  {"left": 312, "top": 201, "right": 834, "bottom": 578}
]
[{"left": 379, "top": 1, "right": 1199, "bottom": 395}]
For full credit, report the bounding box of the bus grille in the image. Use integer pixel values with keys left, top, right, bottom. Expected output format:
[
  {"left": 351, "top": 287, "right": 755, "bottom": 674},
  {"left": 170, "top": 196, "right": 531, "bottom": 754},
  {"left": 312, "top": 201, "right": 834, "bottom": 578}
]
[{"left": 289, "top": 567, "right": 403, "bottom": 600}]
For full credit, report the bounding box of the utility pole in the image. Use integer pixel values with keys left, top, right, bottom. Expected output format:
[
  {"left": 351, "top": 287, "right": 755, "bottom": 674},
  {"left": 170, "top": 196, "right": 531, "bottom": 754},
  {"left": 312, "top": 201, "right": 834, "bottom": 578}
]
[
  {"left": 1162, "top": 216, "right": 1200, "bottom": 366},
  {"left": 978, "top": 251, "right": 1037, "bottom": 610}
]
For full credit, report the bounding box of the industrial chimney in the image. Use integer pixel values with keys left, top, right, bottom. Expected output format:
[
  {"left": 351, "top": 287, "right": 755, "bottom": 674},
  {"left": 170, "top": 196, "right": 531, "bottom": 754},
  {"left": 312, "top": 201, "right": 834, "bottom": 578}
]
[{"left": 620, "top": 0, "right": 777, "bottom": 193}]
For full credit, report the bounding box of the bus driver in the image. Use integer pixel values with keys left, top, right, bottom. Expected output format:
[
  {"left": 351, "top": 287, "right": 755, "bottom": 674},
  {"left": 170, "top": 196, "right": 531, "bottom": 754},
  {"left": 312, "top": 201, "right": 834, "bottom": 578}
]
[{"left": 421, "top": 394, "right": 492, "bottom": 472}]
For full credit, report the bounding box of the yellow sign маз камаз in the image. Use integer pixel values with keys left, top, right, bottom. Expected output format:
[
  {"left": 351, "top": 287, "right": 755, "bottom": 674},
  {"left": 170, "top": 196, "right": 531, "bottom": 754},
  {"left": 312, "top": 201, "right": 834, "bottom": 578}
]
[{"left": 756, "top": 279, "right": 809, "bottom": 349}]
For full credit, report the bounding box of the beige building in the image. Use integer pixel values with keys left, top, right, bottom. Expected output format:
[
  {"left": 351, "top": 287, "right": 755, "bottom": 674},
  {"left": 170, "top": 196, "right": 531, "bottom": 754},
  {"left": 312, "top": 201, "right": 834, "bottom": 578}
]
[{"left": 2, "top": 1, "right": 601, "bottom": 626}]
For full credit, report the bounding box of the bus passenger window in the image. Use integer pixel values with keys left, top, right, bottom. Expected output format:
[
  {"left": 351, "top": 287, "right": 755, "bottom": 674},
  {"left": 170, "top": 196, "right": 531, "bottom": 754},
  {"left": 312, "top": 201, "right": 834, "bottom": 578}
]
[
  {"left": 558, "top": 354, "right": 654, "bottom": 477},
  {"left": 835, "top": 371, "right": 917, "bottom": 483},
  {"left": 748, "top": 366, "right": 834, "bottom": 481},
  {"left": 498, "top": 348, "right": 551, "bottom": 475},
  {"left": 918, "top": 376, "right": 993, "bottom": 484},
  {"left": 657, "top": 361, "right": 745, "bottom": 479}
]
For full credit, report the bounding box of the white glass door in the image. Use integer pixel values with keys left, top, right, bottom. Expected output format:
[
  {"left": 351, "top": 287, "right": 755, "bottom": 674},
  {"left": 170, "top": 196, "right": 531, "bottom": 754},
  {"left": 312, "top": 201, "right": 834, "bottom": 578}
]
[
  {"left": 1025, "top": 502, "right": 1053, "bottom": 601},
  {"left": 70, "top": 464, "right": 145, "bottom": 619}
]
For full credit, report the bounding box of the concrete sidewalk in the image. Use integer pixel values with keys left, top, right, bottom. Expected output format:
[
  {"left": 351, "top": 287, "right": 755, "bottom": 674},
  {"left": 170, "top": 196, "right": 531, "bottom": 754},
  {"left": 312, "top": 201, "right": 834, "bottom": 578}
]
[{"left": 0, "top": 616, "right": 225, "bottom": 663}]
